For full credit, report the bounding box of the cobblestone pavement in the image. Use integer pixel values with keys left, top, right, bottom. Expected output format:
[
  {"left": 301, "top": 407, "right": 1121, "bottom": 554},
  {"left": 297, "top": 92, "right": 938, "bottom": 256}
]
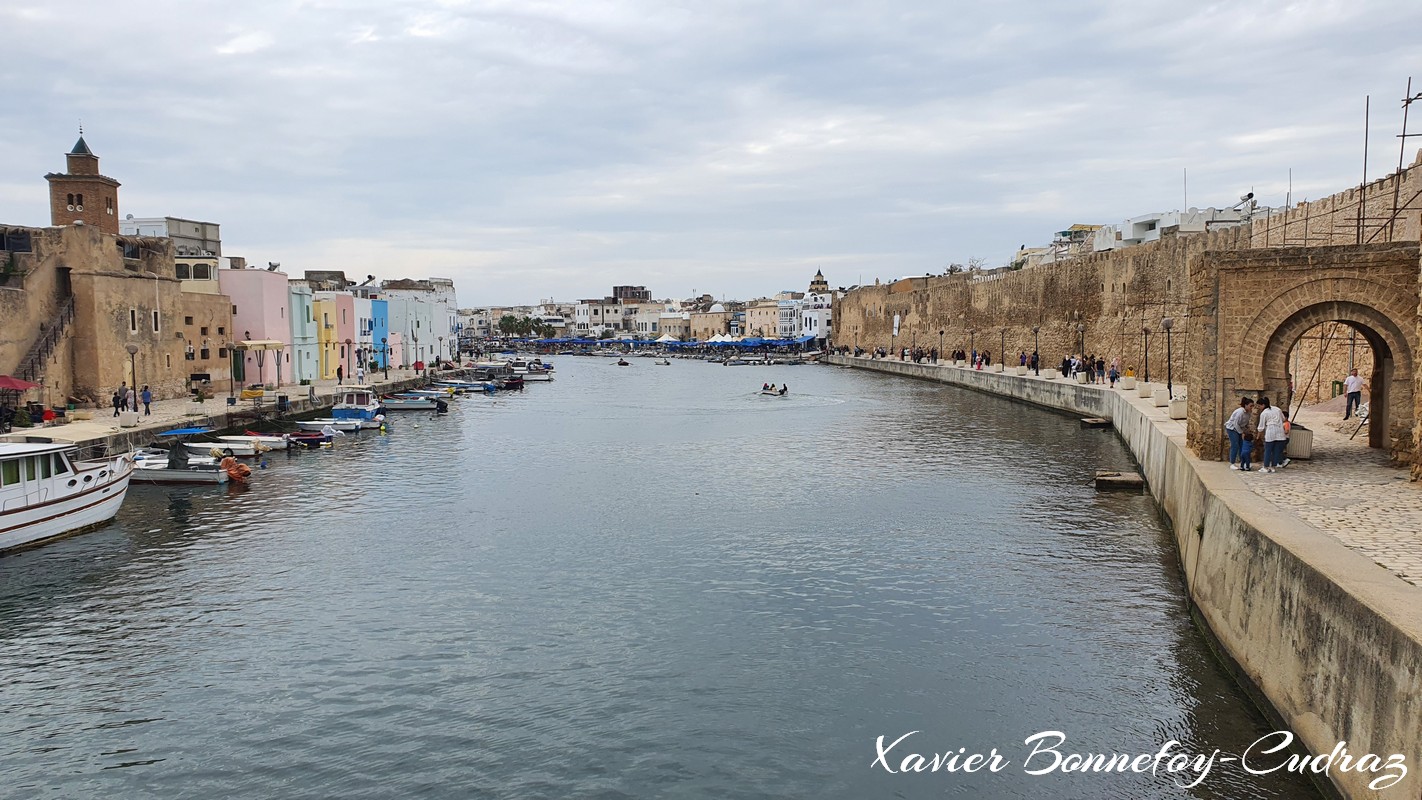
[{"left": 1249, "top": 409, "right": 1422, "bottom": 585}]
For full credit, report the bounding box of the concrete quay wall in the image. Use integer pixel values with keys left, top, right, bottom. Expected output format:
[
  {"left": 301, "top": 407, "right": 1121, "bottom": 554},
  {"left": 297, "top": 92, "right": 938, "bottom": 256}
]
[{"left": 827, "top": 355, "right": 1422, "bottom": 800}]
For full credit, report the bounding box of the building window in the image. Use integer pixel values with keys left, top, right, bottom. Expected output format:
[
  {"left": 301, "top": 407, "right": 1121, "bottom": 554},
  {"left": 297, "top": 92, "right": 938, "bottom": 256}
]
[
  {"left": 232, "top": 305, "right": 238, "bottom": 315},
  {"left": 218, "top": 326, "right": 225, "bottom": 335},
  {"left": 76, "top": 194, "right": 83, "bottom": 209},
  {"left": 129, "top": 308, "right": 138, "bottom": 333},
  {"left": 152, "top": 311, "right": 160, "bottom": 332},
  {"left": 218, "top": 348, "right": 228, "bottom": 358},
  {"left": 193, "top": 264, "right": 212, "bottom": 280},
  {"left": 185, "top": 316, "right": 194, "bottom": 325},
  {"left": 106, "top": 197, "right": 114, "bottom": 215},
  {"left": 200, "top": 348, "right": 210, "bottom": 360},
  {"left": 176, "top": 263, "right": 191, "bottom": 279},
  {"left": 165, "top": 354, "right": 171, "bottom": 368},
  {"left": 200, "top": 326, "right": 208, "bottom": 335}
]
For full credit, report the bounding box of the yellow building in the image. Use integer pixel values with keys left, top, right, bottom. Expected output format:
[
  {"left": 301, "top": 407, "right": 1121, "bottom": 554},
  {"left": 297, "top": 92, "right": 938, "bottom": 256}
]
[{"left": 313, "top": 297, "right": 339, "bottom": 379}]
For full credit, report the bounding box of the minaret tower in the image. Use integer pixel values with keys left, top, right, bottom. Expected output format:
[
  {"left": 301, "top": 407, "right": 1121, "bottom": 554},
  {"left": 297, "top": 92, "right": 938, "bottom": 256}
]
[
  {"left": 808, "top": 269, "right": 829, "bottom": 295},
  {"left": 44, "top": 129, "right": 121, "bottom": 234}
]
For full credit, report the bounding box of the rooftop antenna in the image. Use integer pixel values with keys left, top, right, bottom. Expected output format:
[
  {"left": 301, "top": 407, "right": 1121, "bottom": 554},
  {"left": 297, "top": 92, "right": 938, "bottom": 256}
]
[
  {"left": 1183, "top": 167, "right": 1188, "bottom": 209},
  {"left": 1287, "top": 168, "right": 1292, "bottom": 208}
]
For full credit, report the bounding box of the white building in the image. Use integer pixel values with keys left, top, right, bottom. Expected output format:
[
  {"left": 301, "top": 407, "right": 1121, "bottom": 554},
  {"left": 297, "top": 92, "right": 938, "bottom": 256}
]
[{"left": 1093, "top": 206, "right": 1261, "bottom": 251}]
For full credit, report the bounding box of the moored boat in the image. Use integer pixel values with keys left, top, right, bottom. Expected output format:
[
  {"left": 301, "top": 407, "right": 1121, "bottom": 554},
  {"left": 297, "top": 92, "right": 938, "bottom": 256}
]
[
  {"left": 295, "top": 418, "right": 362, "bottom": 432},
  {"left": 381, "top": 395, "right": 448, "bottom": 412},
  {"left": 332, "top": 385, "right": 388, "bottom": 429},
  {"left": 0, "top": 441, "right": 134, "bottom": 553}
]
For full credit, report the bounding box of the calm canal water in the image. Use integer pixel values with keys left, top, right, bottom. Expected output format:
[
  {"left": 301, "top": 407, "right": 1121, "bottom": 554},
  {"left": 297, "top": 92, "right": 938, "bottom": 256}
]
[{"left": 0, "top": 358, "right": 1319, "bottom": 799}]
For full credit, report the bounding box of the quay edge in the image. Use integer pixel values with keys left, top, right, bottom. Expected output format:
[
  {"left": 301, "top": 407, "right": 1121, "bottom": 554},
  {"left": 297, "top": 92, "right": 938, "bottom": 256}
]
[{"left": 827, "top": 354, "right": 1422, "bottom": 800}]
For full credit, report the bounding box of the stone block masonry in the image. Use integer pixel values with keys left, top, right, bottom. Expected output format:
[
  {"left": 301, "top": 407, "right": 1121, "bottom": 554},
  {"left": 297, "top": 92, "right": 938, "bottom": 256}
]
[{"left": 828, "top": 355, "right": 1422, "bottom": 800}]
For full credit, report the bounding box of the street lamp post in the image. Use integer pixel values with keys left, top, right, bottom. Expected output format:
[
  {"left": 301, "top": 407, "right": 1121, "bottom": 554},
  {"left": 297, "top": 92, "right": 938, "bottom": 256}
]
[
  {"left": 438, "top": 335, "right": 445, "bottom": 368},
  {"left": 938, "top": 329, "right": 944, "bottom": 362},
  {"left": 1000, "top": 327, "right": 1006, "bottom": 367},
  {"left": 969, "top": 329, "right": 976, "bottom": 359},
  {"left": 381, "top": 337, "right": 389, "bottom": 380},
  {"left": 1141, "top": 326, "right": 1151, "bottom": 383},
  {"left": 1161, "top": 318, "right": 1174, "bottom": 398},
  {"left": 1032, "top": 326, "right": 1040, "bottom": 376},
  {"left": 344, "top": 338, "right": 353, "bottom": 381},
  {"left": 125, "top": 344, "right": 139, "bottom": 405}
]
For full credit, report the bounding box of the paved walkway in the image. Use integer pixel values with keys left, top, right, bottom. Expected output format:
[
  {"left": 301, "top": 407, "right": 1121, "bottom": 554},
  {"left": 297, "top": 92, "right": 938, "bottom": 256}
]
[
  {"left": 858, "top": 356, "right": 1422, "bottom": 586},
  {"left": 9, "top": 370, "right": 434, "bottom": 446}
]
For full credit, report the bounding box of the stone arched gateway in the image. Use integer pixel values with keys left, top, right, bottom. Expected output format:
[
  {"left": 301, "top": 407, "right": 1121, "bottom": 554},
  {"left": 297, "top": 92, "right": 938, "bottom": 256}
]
[{"left": 1186, "top": 242, "right": 1420, "bottom": 465}]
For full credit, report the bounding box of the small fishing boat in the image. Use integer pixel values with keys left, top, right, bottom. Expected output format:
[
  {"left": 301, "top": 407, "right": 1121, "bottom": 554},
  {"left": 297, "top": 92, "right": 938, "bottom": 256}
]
[
  {"left": 381, "top": 395, "right": 448, "bottom": 412},
  {"left": 656, "top": 359, "right": 671, "bottom": 365},
  {"left": 130, "top": 441, "right": 249, "bottom": 485},
  {"left": 286, "top": 430, "right": 337, "bottom": 449},
  {"left": 522, "top": 369, "right": 554, "bottom": 381},
  {"left": 295, "top": 418, "right": 362, "bottom": 432},
  {"left": 332, "top": 385, "right": 387, "bottom": 429},
  {"left": 616, "top": 359, "right": 630, "bottom": 366},
  {"left": 0, "top": 441, "right": 134, "bottom": 553}
]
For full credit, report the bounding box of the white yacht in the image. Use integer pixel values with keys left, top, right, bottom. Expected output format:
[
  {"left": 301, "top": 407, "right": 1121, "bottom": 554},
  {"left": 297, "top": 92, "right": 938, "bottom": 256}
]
[{"left": 0, "top": 441, "right": 134, "bottom": 554}]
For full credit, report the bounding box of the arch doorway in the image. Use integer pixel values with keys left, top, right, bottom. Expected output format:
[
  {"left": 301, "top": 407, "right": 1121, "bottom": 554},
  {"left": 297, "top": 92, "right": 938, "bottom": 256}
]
[{"left": 1262, "top": 303, "right": 1411, "bottom": 451}]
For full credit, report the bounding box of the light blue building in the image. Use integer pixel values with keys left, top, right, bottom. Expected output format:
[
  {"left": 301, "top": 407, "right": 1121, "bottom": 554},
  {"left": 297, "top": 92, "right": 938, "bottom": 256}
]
[
  {"left": 371, "top": 298, "right": 390, "bottom": 368},
  {"left": 288, "top": 281, "right": 319, "bottom": 384}
]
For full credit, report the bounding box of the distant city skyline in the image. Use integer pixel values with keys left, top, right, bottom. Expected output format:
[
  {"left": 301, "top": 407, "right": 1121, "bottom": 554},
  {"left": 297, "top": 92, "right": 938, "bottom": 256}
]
[{"left": 3, "top": 1, "right": 1419, "bottom": 305}]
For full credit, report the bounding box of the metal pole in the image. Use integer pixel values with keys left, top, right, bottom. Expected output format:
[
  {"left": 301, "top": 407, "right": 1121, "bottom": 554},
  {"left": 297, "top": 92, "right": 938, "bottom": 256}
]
[
  {"left": 1032, "top": 326, "right": 1040, "bottom": 376},
  {"left": 1392, "top": 78, "right": 1414, "bottom": 241},
  {"left": 1142, "top": 328, "right": 1150, "bottom": 383},
  {"left": 1359, "top": 95, "right": 1370, "bottom": 245}
]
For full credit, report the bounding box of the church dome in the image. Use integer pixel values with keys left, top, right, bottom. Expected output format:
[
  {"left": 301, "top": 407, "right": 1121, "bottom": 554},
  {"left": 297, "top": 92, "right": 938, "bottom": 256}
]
[{"left": 709, "top": 303, "right": 725, "bottom": 313}]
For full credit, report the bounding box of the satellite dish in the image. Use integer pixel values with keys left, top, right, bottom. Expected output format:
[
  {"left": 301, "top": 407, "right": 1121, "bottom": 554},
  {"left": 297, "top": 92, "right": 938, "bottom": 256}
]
[{"left": 126, "top": 213, "right": 134, "bottom": 220}]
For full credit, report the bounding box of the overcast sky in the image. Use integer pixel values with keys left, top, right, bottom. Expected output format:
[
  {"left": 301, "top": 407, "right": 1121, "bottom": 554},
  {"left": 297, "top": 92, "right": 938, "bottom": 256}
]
[{"left": 3, "top": 1, "right": 1419, "bottom": 305}]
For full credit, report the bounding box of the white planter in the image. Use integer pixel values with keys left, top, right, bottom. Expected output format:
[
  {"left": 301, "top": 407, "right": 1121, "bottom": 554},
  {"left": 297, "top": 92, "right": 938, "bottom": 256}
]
[
  {"left": 992, "top": 364, "right": 1004, "bottom": 373},
  {"left": 1137, "top": 382, "right": 1153, "bottom": 398},
  {"left": 1168, "top": 398, "right": 1187, "bottom": 419},
  {"left": 1042, "top": 369, "right": 1059, "bottom": 380},
  {"left": 184, "top": 402, "right": 207, "bottom": 417},
  {"left": 1075, "top": 372, "right": 1088, "bottom": 384},
  {"left": 1120, "top": 377, "right": 1137, "bottom": 390},
  {"left": 118, "top": 410, "right": 140, "bottom": 428},
  {"left": 1152, "top": 388, "right": 1170, "bottom": 407},
  {"left": 1015, "top": 366, "right": 1028, "bottom": 376},
  {"left": 955, "top": 360, "right": 965, "bottom": 367}
]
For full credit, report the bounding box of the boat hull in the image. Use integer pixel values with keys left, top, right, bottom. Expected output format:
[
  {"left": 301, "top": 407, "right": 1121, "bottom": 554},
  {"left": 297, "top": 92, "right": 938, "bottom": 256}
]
[
  {"left": 0, "top": 461, "right": 134, "bottom": 554},
  {"left": 295, "top": 419, "right": 362, "bottom": 432},
  {"left": 131, "top": 465, "right": 230, "bottom": 485}
]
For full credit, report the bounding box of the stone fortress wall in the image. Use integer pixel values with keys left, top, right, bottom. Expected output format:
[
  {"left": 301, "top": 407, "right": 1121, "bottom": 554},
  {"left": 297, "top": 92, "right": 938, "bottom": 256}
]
[{"left": 833, "top": 152, "right": 1422, "bottom": 471}]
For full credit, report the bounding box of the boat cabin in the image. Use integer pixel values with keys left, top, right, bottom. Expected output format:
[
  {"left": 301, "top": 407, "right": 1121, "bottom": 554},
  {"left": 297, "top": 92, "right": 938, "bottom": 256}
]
[{"left": 0, "top": 442, "right": 97, "bottom": 508}]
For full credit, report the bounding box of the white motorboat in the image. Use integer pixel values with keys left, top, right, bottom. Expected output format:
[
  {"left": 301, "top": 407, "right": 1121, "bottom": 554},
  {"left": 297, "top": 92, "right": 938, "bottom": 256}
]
[
  {"left": 185, "top": 441, "right": 260, "bottom": 458},
  {"left": 131, "top": 458, "right": 230, "bottom": 485},
  {"left": 218, "top": 433, "right": 290, "bottom": 448},
  {"left": 522, "top": 370, "right": 554, "bottom": 382},
  {"left": 295, "top": 418, "right": 363, "bottom": 432},
  {"left": 381, "top": 395, "right": 448, "bottom": 412},
  {"left": 0, "top": 441, "right": 134, "bottom": 554},
  {"left": 656, "top": 359, "right": 671, "bottom": 366}
]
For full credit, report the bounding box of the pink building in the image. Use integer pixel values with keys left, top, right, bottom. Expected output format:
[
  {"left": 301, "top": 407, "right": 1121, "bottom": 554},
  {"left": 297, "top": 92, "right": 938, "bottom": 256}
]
[
  {"left": 219, "top": 266, "right": 294, "bottom": 387},
  {"left": 314, "top": 291, "right": 358, "bottom": 380},
  {"left": 386, "top": 331, "right": 406, "bottom": 368}
]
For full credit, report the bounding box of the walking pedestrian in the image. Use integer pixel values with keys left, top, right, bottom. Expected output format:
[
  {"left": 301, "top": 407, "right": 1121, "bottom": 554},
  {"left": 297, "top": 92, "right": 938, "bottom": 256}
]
[
  {"left": 141, "top": 385, "right": 152, "bottom": 415},
  {"left": 1343, "top": 368, "right": 1365, "bottom": 420},
  {"left": 336, "top": 364, "right": 344, "bottom": 385},
  {"left": 1225, "top": 397, "right": 1253, "bottom": 470},
  {"left": 112, "top": 390, "right": 122, "bottom": 417},
  {"left": 1258, "top": 397, "right": 1287, "bottom": 473},
  {"left": 125, "top": 386, "right": 136, "bottom": 413}
]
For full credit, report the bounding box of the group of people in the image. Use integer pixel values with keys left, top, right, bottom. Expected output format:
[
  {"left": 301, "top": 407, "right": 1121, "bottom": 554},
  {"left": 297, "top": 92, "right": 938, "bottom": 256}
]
[
  {"left": 111, "top": 382, "right": 152, "bottom": 416},
  {"left": 902, "top": 347, "right": 940, "bottom": 364},
  {"left": 761, "top": 382, "right": 788, "bottom": 395},
  {"left": 1060, "top": 354, "right": 1121, "bottom": 386},
  {"left": 1224, "top": 396, "right": 1291, "bottom": 473}
]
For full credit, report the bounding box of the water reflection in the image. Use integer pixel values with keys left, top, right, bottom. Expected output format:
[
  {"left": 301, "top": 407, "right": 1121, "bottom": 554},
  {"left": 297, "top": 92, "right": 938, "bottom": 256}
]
[{"left": 0, "top": 358, "right": 1319, "bottom": 799}]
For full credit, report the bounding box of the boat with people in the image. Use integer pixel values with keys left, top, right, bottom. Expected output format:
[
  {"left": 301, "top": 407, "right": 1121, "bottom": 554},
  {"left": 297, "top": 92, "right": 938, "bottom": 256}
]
[
  {"left": 0, "top": 440, "right": 135, "bottom": 553},
  {"left": 131, "top": 446, "right": 230, "bottom": 485},
  {"left": 656, "top": 358, "right": 671, "bottom": 366},
  {"left": 617, "top": 359, "right": 630, "bottom": 366}
]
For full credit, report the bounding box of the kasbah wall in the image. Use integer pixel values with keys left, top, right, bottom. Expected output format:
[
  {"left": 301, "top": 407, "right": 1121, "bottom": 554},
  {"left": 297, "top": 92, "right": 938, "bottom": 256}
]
[{"left": 833, "top": 152, "right": 1422, "bottom": 474}]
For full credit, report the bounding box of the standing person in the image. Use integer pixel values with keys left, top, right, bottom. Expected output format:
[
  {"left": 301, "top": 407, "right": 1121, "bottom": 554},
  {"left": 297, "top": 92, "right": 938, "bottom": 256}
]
[
  {"left": 1343, "top": 368, "right": 1365, "bottom": 420},
  {"left": 125, "top": 385, "right": 136, "bottom": 413},
  {"left": 1107, "top": 362, "right": 1120, "bottom": 388},
  {"left": 1225, "top": 397, "right": 1253, "bottom": 470},
  {"left": 336, "top": 364, "right": 343, "bottom": 385},
  {"left": 1061, "top": 355, "right": 1071, "bottom": 377},
  {"left": 1258, "top": 397, "right": 1286, "bottom": 473},
  {"left": 1095, "top": 356, "right": 1106, "bottom": 385},
  {"left": 1085, "top": 354, "right": 1096, "bottom": 384},
  {"left": 1030, "top": 351, "right": 1039, "bottom": 372},
  {"left": 112, "top": 390, "right": 122, "bottom": 417},
  {"left": 356, "top": 364, "right": 366, "bottom": 384},
  {"left": 141, "top": 385, "right": 152, "bottom": 415}
]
